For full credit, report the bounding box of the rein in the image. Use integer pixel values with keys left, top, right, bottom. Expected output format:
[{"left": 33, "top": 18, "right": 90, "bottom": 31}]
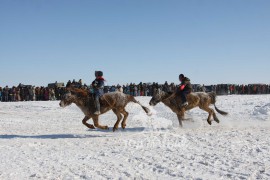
[{"left": 102, "top": 95, "right": 113, "bottom": 109}]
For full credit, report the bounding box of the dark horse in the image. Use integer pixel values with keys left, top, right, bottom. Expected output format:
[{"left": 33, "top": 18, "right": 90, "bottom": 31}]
[
  {"left": 149, "top": 89, "right": 228, "bottom": 127},
  {"left": 60, "top": 88, "right": 150, "bottom": 131}
]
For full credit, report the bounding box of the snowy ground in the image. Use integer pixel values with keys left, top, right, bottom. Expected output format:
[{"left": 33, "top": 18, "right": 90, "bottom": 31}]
[{"left": 0, "top": 95, "right": 270, "bottom": 179}]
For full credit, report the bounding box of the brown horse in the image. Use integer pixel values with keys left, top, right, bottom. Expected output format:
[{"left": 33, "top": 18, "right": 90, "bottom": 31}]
[
  {"left": 59, "top": 88, "right": 150, "bottom": 131},
  {"left": 149, "top": 89, "right": 228, "bottom": 127}
]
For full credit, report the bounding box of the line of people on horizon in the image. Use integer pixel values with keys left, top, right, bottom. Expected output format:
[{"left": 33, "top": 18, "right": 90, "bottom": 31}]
[{"left": 1, "top": 81, "right": 270, "bottom": 102}]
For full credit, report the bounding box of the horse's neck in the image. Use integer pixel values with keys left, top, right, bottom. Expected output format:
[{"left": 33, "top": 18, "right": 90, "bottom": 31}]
[
  {"left": 162, "top": 96, "right": 179, "bottom": 112},
  {"left": 162, "top": 99, "right": 170, "bottom": 107},
  {"left": 73, "top": 100, "right": 84, "bottom": 109},
  {"left": 73, "top": 96, "right": 91, "bottom": 109},
  {"left": 162, "top": 98, "right": 174, "bottom": 108}
]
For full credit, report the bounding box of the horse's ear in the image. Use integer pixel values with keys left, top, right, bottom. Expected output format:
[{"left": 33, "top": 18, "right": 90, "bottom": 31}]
[
  {"left": 65, "top": 87, "right": 73, "bottom": 94},
  {"left": 153, "top": 88, "right": 158, "bottom": 95}
]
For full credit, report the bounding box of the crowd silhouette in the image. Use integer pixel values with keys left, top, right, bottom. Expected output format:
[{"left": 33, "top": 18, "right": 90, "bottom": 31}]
[{"left": 1, "top": 79, "right": 269, "bottom": 102}]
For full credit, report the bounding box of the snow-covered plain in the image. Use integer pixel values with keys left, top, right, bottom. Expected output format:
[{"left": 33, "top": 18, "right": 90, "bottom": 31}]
[{"left": 0, "top": 95, "right": 270, "bottom": 179}]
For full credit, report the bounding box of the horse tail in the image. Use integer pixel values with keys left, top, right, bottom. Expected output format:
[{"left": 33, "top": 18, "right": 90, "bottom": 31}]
[
  {"left": 129, "top": 95, "right": 151, "bottom": 115},
  {"left": 214, "top": 104, "right": 228, "bottom": 115},
  {"left": 208, "top": 92, "right": 228, "bottom": 115}
]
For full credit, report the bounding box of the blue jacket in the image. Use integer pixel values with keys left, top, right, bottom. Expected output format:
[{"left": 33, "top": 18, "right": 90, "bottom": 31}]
[{"left": 92, "top": 77, "right": 105, "bottom": 97}]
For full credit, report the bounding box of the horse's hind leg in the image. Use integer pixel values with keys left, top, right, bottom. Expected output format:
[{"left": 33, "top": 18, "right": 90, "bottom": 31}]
[
  {"left": 92, "top": 116, "right": 109, "bottom": 130},
  {"left": 112, "top": 109, "right": 123, "bottom": 132},
  {"left": 212, "top": 112, "right": 220, "bottom": 123},
  {"left": 82, "top": 116, "right": 95, "bottom": 129},
  {"left": 121, "top": 109, "right": 129, "bottom": 129},
  {"left": 201, "top": 106, "right": 214, "bottom": 125}
]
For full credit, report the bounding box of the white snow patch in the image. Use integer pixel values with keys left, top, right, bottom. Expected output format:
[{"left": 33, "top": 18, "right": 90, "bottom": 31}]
[
  {"left": 253, "top": 103, "right": 270, "bottom": 116},
  {"left": 0, "top": 95, "right": 270, "bottom": 179}
]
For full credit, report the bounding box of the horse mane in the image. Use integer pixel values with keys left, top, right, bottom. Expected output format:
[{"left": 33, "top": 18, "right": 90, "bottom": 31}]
[
  {"left": 69, "top": 88, "right": 89, "bottom": 98},
  {"left": 163, "top": 91, "right": 176, "bottom": 101}
]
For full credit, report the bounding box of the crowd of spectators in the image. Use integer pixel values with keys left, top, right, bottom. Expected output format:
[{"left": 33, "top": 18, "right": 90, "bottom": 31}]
[
  {"left": 212, "top": 84, "right": 270, "bottom": 95},
  {"left": 1, "top": 80, "right": 270, "bottom": 102}
]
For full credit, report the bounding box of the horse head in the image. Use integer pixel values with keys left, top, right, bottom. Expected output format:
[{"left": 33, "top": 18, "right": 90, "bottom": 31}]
[
  {"left": 149, "top": 88, "right": 173, "bottom": 106},
  {"left": 60, "top": 87, "right": 90, "bottom": 108},
  {"left": 59, "top": 91, "right": 75, "bottom": 107}
]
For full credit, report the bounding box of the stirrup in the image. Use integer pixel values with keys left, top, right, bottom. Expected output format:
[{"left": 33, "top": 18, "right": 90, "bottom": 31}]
[
  {"left": 181, "top": 102, "right": 188, "bottom": 107},
  {"left": 94, "top": 111, "right": 100, "bottom": 115}
]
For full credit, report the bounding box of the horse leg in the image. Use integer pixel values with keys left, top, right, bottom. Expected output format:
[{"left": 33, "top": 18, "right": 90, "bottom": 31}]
[
  {"left": 177, "top": 113, "right": 184, "bottom": 127},
  {"left": 92, "top": 116, "right": 109, "bottom": 130},
  {"left": 82, "top": 116, "right": 95, "bottom": 129},
  {"left": 201, "top": 106, "right": 214, "bottom": 125},
  {"left": 212, "top": 112, "right": 220, "bottom": 123},
  {"left": 112, "top": 109, "right": 123, "bottom": 132},
  {"left": 121, "top": 109, "right": 129, "bottom": 129}
]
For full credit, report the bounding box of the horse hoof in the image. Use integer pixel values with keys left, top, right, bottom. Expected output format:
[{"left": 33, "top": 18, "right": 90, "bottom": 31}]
[
  {"left": 86, "top": 124, "right": 95, "bottom": 129},
  {"left": 207, "top": 121, "right": 212, "bottom": 125}
]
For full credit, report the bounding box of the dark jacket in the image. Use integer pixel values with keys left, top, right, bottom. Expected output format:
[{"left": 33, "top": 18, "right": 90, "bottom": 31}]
[
  {"left": 180, "top": 77, "right": 192, "bottom": 92},
  {"left": 92, "top": 77, "right": 105, "bottom": 97}
]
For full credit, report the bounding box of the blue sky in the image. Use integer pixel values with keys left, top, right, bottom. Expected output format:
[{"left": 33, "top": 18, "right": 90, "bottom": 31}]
[{"left": 0, "top": 0, "right": 269, "bottom": 87}]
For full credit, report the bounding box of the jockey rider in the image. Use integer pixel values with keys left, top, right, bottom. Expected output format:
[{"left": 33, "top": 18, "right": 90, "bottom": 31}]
[
  {"left": 178, "top": 74, "right": 192, "bottom": 107},
  {"left": 92, "top": 71, "right": 105, "bottom": 115}
]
